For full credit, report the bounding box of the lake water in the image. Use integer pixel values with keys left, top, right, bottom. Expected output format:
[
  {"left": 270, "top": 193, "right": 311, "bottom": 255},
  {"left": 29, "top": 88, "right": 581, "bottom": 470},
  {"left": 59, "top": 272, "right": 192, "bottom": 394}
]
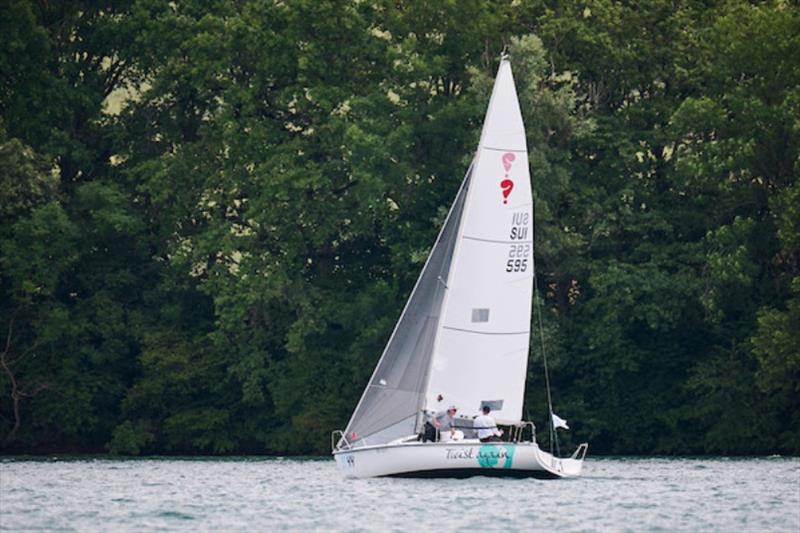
[{"left": 1, "top": 456, "right": 798, "bottom": 531}]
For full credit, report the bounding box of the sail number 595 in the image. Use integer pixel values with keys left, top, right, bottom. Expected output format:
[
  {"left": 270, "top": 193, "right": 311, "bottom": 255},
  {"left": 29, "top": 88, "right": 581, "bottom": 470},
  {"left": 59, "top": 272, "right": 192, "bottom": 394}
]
[{"left": 506, "top": 244, "right": 530, "bottom": 272}]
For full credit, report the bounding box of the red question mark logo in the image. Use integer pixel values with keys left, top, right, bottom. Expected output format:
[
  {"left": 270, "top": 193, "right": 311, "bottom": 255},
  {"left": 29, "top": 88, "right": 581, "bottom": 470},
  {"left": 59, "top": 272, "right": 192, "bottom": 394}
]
[
  {"left": 500, "top": 179, "right": 514, "bottom": 203},
  {"left": 500, "top": 153, "right": 515, "bottom": 204}
]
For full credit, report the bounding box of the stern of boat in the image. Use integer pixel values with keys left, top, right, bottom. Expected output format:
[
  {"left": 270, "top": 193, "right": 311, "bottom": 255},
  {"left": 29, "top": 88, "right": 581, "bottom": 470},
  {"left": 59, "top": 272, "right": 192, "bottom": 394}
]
[{"left": 532, "top": 442, "right": 589, "bottom": 477}]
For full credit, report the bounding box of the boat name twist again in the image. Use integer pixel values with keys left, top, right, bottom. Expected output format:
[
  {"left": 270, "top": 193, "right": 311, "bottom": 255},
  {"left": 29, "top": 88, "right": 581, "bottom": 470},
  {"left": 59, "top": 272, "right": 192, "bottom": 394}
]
[{"left": 445, "top": 446, "right": 515, "bottom": 468}]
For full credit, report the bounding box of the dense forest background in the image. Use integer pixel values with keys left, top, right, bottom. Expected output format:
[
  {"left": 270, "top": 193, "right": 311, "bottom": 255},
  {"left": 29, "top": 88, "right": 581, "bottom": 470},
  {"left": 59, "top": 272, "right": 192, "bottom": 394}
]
[{"left": 1, "top": 0, "right": 797, "bottom": 456}]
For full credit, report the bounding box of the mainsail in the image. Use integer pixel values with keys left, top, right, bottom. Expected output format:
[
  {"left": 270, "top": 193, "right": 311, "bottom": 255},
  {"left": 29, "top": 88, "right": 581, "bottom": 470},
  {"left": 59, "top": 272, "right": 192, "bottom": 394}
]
[{"left": 342, "top": 58, "right": 532, "bottom": 447}]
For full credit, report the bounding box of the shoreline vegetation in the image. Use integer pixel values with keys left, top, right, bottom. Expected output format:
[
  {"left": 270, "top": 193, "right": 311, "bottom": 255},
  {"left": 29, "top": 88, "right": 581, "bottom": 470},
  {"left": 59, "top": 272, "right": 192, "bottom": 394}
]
[{"left": 1, "top": 1, "right": 798, "bottom": 457}]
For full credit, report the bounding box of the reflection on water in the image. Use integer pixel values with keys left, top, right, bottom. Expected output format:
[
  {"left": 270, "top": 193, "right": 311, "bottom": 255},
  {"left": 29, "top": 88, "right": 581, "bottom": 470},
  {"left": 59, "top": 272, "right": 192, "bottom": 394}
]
[{"left": 1, "top": 456, "right": 798, "bottom": 531}]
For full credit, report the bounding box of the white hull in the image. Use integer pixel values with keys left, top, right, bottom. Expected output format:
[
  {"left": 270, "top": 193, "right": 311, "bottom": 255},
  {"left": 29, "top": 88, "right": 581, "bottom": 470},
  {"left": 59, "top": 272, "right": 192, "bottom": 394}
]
[{"left": 333, "top": 440, "right": 587, "bottom": 479}]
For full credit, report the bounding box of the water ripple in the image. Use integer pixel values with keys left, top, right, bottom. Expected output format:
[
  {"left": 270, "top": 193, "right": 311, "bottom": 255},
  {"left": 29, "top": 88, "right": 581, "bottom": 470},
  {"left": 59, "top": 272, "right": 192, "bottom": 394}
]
[{"left": 0, "top": 456, "right": 798, "bottom": 531}]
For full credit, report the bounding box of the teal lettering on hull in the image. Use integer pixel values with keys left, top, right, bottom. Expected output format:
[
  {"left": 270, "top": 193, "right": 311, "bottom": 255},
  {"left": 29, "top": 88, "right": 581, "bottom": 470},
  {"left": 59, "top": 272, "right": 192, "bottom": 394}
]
[{"left": 477, "top": 445, "right": 515, "bottom": 469}]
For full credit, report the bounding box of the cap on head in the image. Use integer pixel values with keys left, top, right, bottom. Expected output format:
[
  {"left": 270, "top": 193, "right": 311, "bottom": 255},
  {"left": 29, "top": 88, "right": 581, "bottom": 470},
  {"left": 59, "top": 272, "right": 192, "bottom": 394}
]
[
  {"left": 482, "top": 405, "right": 491, "bottom": 414},
  {"left": 448, "top": 405, "right": 457, "bottom": 411}
]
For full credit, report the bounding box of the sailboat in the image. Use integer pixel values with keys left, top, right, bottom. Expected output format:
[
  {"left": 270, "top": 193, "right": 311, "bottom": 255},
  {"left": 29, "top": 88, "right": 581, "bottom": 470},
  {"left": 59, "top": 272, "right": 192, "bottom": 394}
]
[{"left": 332, "top": 56, "right": 588, "bottom": 478}]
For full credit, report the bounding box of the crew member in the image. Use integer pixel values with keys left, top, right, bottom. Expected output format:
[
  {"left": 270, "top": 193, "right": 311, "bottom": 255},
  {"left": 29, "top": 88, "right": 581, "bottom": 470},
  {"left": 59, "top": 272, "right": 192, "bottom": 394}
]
[
  {"left": 474, "top": 405, "right": 503, "bottom": 442},
  {"left": 423, "top": 405, "right": 458, "bottom": 442}
]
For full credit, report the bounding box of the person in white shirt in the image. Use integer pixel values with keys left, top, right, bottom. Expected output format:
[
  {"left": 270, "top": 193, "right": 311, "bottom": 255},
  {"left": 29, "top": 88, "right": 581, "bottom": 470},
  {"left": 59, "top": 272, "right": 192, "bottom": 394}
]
[{"left": 473, "top": 405, "right": 503, "bottom": 442}]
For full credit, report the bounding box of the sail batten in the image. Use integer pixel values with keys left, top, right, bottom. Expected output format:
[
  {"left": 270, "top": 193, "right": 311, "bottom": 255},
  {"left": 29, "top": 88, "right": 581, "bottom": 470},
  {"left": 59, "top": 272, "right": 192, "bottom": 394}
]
[
  {"left": 440, "top": 326, "right": 530, "bottom": 336},
  {"left": 462, "top": 235, "right": 532, "bottom": 244}
]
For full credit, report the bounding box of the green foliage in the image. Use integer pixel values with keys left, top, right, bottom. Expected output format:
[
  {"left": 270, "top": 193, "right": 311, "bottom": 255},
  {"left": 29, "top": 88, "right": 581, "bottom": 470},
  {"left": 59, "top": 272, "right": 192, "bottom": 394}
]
[
  {"left": 752, "top": 278, "right": 800, "bottom": 395},
  {"left": 108, "top": 420, "right": 154, "bottom": 456},
  {"left": 1, "top": 0, "right": 797, "bottom": 456}
]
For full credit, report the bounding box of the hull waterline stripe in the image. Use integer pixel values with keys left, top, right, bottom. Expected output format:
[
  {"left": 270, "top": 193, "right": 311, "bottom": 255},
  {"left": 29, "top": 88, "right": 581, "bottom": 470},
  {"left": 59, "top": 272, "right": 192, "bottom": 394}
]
[{"left": 386, "top": 468, "right": 560, "bottom": 480}]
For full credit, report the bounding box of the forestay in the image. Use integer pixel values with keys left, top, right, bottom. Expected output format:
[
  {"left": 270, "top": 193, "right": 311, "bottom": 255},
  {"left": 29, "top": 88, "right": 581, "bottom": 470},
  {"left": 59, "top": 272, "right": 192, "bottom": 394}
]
[{"left": 424, "top": 59, "right": 533, "bottom": 424}]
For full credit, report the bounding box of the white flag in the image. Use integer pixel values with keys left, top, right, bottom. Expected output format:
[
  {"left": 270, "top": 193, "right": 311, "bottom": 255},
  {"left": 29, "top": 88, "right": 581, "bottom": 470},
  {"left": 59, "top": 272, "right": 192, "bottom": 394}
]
[{"left": 552, "top": 413, "right": 569, "bottom": 430}]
